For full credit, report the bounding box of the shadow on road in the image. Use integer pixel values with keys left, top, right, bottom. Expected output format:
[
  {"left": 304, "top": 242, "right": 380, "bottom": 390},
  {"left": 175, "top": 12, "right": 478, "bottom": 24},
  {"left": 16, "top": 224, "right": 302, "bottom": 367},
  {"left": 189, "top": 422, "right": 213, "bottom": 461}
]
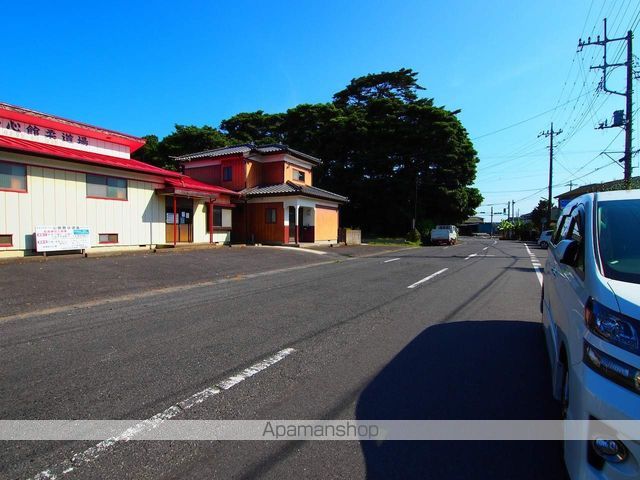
[{"left": 356, "top": 320, "right": 568, "bottom": 480}]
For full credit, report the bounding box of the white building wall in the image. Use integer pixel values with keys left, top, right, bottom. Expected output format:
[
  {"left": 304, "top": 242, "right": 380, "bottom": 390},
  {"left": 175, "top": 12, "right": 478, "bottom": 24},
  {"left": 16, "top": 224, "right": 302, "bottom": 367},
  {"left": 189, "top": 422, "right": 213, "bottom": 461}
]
[
  {"left": 0, "top": 152, "right": 166, "bottom": 253},
  {"left": 192, "top": 200, "right": 232, "bottom": 244}
]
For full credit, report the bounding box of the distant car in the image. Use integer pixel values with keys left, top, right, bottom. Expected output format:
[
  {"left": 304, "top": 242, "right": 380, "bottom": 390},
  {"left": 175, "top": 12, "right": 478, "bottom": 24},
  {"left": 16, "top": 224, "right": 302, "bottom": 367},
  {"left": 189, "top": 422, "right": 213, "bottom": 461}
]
[
  {"left": 537, "top": 229, "right": 554, "bottom": 249},
  {"left": 430, "top": 225, "right": 458, "bottom": 245},
  {"left": 541, "top": 189, "right": 640, "bottom": 480}
]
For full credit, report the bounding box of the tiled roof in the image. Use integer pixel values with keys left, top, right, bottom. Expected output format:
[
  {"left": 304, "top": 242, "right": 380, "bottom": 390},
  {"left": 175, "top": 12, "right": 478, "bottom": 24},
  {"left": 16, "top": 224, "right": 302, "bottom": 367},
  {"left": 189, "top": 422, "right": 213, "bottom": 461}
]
[
  {"left": 174, "top": 143, "right": 322, "bottom": 165},
  {"left": 240, "top": 181, "right": 348, "bottom": 203}
]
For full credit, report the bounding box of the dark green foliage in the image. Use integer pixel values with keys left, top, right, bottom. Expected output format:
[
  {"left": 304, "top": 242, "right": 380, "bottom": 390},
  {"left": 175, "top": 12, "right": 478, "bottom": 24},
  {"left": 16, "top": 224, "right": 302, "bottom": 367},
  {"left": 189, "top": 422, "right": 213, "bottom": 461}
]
[
  {"left": 530, "top": 199, "right": 551, "bottom": 232},
  {"left": 220, "top": 111, "right": 284, "bottom": 144},
  {"left": 406, "top": 228, "right": 421, "bottom": 243},
  {"left": 132, "top": 125, "right": 229, "bottom": 171}
]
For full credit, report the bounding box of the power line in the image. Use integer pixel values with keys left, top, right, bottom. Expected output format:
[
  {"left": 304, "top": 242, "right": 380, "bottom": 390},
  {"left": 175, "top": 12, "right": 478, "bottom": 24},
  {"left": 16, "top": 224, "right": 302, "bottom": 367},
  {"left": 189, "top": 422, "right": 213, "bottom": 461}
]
[{"left": 471, "top": 92, "right": 591, "bottom": 141}]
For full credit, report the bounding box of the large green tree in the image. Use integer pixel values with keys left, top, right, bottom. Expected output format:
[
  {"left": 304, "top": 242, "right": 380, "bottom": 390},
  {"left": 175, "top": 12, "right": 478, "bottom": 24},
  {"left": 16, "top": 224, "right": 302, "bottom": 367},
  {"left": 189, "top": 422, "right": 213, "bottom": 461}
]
[
  {"left": 132, "top": 125, "right": 229, "bottom": 171},
  {"left": 136, "top": 69, "right": 482, "bottom": 235}
]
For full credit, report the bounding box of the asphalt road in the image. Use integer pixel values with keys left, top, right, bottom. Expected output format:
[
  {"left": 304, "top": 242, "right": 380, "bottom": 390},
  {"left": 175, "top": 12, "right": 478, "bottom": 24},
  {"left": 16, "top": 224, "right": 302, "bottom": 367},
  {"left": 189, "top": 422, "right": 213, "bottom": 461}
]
[{"left": 0, "top": 238, "right": 567, "bottom": 479}]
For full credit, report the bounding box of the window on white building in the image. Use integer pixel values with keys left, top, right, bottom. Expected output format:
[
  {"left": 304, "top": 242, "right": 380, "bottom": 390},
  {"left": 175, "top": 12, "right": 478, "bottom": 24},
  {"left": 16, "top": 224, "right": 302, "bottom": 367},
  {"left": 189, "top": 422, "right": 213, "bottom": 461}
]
[
  {"left": 86, "top": 174, "right": 127, "bottom": 200},
  {"left": 98, "top": 233, "right": 119, "bottom": 244},
  {"left": 0, "top": 161, "right": 27, "bottom": 192}
]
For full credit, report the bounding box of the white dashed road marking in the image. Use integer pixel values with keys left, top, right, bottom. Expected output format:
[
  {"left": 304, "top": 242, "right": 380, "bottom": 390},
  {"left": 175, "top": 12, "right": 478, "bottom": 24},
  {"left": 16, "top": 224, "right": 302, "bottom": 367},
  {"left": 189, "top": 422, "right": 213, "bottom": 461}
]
[
  {"left": 524, "top": 244, "right": 544, "bottom": 286},
  {"left": 384, "top": 258, "right": 400, "bottom": 263},
  {"left": 30, "top": 348, "right": 296, "bottom": 480},
  {"left": 407, "top": 268, "right": 448, "bottom": 289}
]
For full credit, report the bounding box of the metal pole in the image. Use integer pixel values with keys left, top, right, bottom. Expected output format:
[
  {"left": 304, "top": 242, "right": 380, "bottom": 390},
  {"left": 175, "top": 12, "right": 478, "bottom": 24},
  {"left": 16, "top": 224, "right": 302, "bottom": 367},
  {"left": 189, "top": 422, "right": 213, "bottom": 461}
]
[
  {"left": 209, "top": 200, "right": 213, "bottom": 244},
  {"left": 490, "top": 206, "right": 494, "bottom": 237},
  {"left": 173, "top": 195, "right": 177, "bottom": 247},
  {"left": 624, "top": 29, "right": 633, "bottom": 185},
  {"left": 548, "top": 123, "right": 554, "bottom": 224}
]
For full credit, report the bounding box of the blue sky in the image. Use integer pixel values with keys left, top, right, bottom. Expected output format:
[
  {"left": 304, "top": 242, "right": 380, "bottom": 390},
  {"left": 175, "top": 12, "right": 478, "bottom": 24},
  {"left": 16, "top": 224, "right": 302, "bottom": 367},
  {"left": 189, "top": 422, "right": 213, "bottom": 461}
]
[{"left": 2, "top": 0, "right": 639, "bottom": 220}]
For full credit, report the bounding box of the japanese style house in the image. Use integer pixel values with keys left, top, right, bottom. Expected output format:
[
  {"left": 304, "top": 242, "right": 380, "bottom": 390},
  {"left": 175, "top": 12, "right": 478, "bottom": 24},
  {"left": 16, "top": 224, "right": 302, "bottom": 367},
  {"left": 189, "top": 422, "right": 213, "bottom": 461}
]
[
  {"left": 176, "top": 144, "right": 348, "bottom": 244},
  {"left": 0, "top": 102, "right": 237, "bottom": 257}
]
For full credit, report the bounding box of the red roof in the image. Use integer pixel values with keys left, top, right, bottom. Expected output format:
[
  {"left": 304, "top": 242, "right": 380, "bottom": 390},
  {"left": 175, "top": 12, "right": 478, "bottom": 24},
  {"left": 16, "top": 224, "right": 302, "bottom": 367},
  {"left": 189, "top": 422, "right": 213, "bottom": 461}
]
[
  {"left": 0, "top": 135, "right": 181, "bottom": 178},
  {"left": 0, "top": 135, "right": 237, "bottom": 197},
  {"left": 163, "top": 175, "right": 238, "bottom": 196},
  {"left": 0, "top": 102, "right": 145, "bottom": 152}
]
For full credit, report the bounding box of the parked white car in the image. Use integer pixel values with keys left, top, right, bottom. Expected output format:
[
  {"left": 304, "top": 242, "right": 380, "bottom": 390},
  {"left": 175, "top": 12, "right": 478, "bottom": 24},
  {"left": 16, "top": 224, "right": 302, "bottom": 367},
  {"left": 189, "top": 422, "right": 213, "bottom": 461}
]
[
  {"left": 538, "top": 229, "right": 554, "bottom": 249},
  {"left": 430, "top": 225, "right": 458, "bottom": 245},
  {"left": 541, "top": 190, "right": 640, "bottom": 480}
]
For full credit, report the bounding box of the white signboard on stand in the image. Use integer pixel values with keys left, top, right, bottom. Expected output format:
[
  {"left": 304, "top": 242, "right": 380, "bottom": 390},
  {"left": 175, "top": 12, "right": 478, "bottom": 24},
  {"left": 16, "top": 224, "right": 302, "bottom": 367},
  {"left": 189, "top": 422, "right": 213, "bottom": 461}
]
[{"left": 35, "top": 226, "right": 92, "bottom": 252}]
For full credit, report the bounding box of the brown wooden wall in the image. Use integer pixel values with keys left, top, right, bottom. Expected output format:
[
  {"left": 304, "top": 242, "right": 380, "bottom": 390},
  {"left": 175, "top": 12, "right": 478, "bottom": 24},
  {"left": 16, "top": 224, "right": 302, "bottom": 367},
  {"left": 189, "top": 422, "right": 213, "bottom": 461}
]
[
  {"left": 186, "top": 165, "right": 220, "bottom": 185},
  {"left": 246, "top": 160, "right": 262, "bottom": 188},
  {"left": 220, "top": 157, "right": 246, "bottom": 191},
  {"left": 247, "top": 202, "right": 285, "bottom": 244},
  {"left": 262, "top": 162, "right": 284, "bottom": 185}
]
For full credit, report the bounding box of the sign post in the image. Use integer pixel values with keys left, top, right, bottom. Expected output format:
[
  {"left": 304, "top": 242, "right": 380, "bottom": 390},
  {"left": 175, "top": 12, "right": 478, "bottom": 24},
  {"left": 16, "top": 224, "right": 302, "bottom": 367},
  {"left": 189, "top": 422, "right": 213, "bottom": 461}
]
[{"left": 35, "top": 226, "right": 91, "bottom": 256}]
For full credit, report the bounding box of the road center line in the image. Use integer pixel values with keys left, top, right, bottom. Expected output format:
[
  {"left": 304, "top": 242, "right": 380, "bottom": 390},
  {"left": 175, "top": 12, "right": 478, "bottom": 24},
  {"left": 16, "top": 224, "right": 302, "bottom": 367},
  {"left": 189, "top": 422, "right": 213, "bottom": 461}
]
[
  {"left": 383, "top": 258, "right": 400, "bottom": 263},
  {"left": 464, "top": 253, "right": 477, "bottom": 260},
  {"left": 524, "top": 244, "right": 543, "bottom": 286},
  {"left": 407, "top": 268, "right": 448, "bottom": 289},
  {"left": 482, "top": 247, "right": 488, "bottom": 251},
  {"left": 29, "top": 348, "right": 296, "bottom": 480}
]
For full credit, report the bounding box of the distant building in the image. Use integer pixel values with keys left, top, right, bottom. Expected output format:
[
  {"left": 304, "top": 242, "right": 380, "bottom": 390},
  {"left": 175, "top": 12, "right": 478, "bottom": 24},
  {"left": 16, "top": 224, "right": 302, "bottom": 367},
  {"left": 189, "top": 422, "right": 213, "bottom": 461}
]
[
  {"left": 175, "top": 144, "right": 348, "bottom": 244},
  {"left": 0, "top": 102, "right": 236, "bottom": 257},
  {"left": 556, "top": 176, "right": 640, "bottom": 209}
]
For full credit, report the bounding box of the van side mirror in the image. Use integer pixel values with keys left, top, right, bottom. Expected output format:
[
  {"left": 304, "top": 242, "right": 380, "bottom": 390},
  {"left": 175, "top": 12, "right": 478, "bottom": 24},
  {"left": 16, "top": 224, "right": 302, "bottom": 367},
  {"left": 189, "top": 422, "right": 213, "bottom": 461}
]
[{"left": 555, "top": 239, "right": 578, "bottom": 266}]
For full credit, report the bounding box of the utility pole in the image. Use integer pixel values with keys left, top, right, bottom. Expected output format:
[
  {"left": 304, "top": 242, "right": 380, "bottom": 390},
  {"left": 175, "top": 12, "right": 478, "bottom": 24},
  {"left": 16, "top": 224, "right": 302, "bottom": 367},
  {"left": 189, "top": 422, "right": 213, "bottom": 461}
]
[
  {"left": 539, "top": 123, "right": 562, "bottom": 228},
  {"left": 578, "top": 18, "right": 634, "bottom": 185},
  {"left": 490, "top": 206, "right": 494, "bottom": 237},
  {"left": 511, "top": 200, "right": 515, "bottom": 220}
]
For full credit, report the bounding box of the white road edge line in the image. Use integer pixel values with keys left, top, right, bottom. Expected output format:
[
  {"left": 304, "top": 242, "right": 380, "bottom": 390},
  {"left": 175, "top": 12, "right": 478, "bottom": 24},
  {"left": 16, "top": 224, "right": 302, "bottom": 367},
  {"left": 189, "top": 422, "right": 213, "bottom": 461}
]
[
  {"left": 30, "top": 348, "right": 296, "bottom": 480},
  {"left": 407, "top": 268, "right": 448, "bottom": 289},
  {"left": 258, "top": 245, "right": 327, "bottom": 255},
  {"left": 384, "top": 258, "right": 400, "bottom": 263},
  {"left": 524, "top": 244, "right": 543, "bottom": 287}
]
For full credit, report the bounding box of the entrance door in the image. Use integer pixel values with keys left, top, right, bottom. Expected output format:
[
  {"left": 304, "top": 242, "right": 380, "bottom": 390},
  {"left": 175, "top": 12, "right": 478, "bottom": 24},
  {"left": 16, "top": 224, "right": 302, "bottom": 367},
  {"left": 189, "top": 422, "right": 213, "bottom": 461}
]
[
  {"left": 166, "top": 197, "right": 194, "bottom": 243},
  {"left": 288, "top": 206, "right": 296, "bottom": 243}
]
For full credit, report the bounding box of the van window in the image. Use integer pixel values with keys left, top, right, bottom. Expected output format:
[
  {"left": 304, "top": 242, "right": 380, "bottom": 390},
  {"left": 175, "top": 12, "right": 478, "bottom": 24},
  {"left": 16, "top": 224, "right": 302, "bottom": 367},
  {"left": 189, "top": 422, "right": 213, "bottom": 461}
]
[
  {"left": 552, "top": 216, "right": 569, "bottom": 245},
  {"left": 567, "top": 209, "right": 585, "bottom": 274},
  {"left": 597, "top": 199, "right": 640, "bottom": 284}
]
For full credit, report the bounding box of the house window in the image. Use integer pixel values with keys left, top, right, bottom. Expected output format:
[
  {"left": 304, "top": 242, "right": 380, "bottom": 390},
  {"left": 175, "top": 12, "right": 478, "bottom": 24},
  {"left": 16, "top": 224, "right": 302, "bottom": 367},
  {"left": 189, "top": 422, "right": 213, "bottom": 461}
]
[
  {"left": 293, "top": 169, "right": 305, "bottom": 182},
  {"left": 205, "top": 205, "right": 223, "bottom": 232},
  {"left": 265, "top": 208, "right": 277, "bottom": 224},
  {"left": 0, "top": 234, "right": 12, "bottom": 246},
  {"left": 86, "top": 174, "right": 127, "bottom": 200},
  {"left": 222, "top": 166, "right": 232, "bottom": 181},
  {"left": 0, "top": 161, "right": 27, "bottom": 192},
  {"left": 99, "top": 233, "right": 119, "bottom": 244}
]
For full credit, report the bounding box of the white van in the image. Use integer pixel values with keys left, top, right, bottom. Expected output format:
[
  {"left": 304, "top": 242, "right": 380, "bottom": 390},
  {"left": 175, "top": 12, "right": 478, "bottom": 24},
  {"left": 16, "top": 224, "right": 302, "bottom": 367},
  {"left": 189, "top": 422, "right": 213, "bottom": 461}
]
[{"left": 541, "top": 190, "right": 640, "bottom": 479}]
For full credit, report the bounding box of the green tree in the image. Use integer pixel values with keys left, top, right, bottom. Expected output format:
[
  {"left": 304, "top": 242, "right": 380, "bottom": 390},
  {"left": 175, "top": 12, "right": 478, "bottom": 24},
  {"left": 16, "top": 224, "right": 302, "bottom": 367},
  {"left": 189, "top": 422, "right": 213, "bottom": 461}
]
[
  {"left": 530, "top": 199, "right": 551, "bottom": 232},
  {"left": 135, "top": 69, "right": 482, "bottom": 235},
  {"left": 132, "top": 125, "right": 230, "bottom": 171},
  {"left": 220, "top": 111, "right": 284, "bottom": 144}
]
